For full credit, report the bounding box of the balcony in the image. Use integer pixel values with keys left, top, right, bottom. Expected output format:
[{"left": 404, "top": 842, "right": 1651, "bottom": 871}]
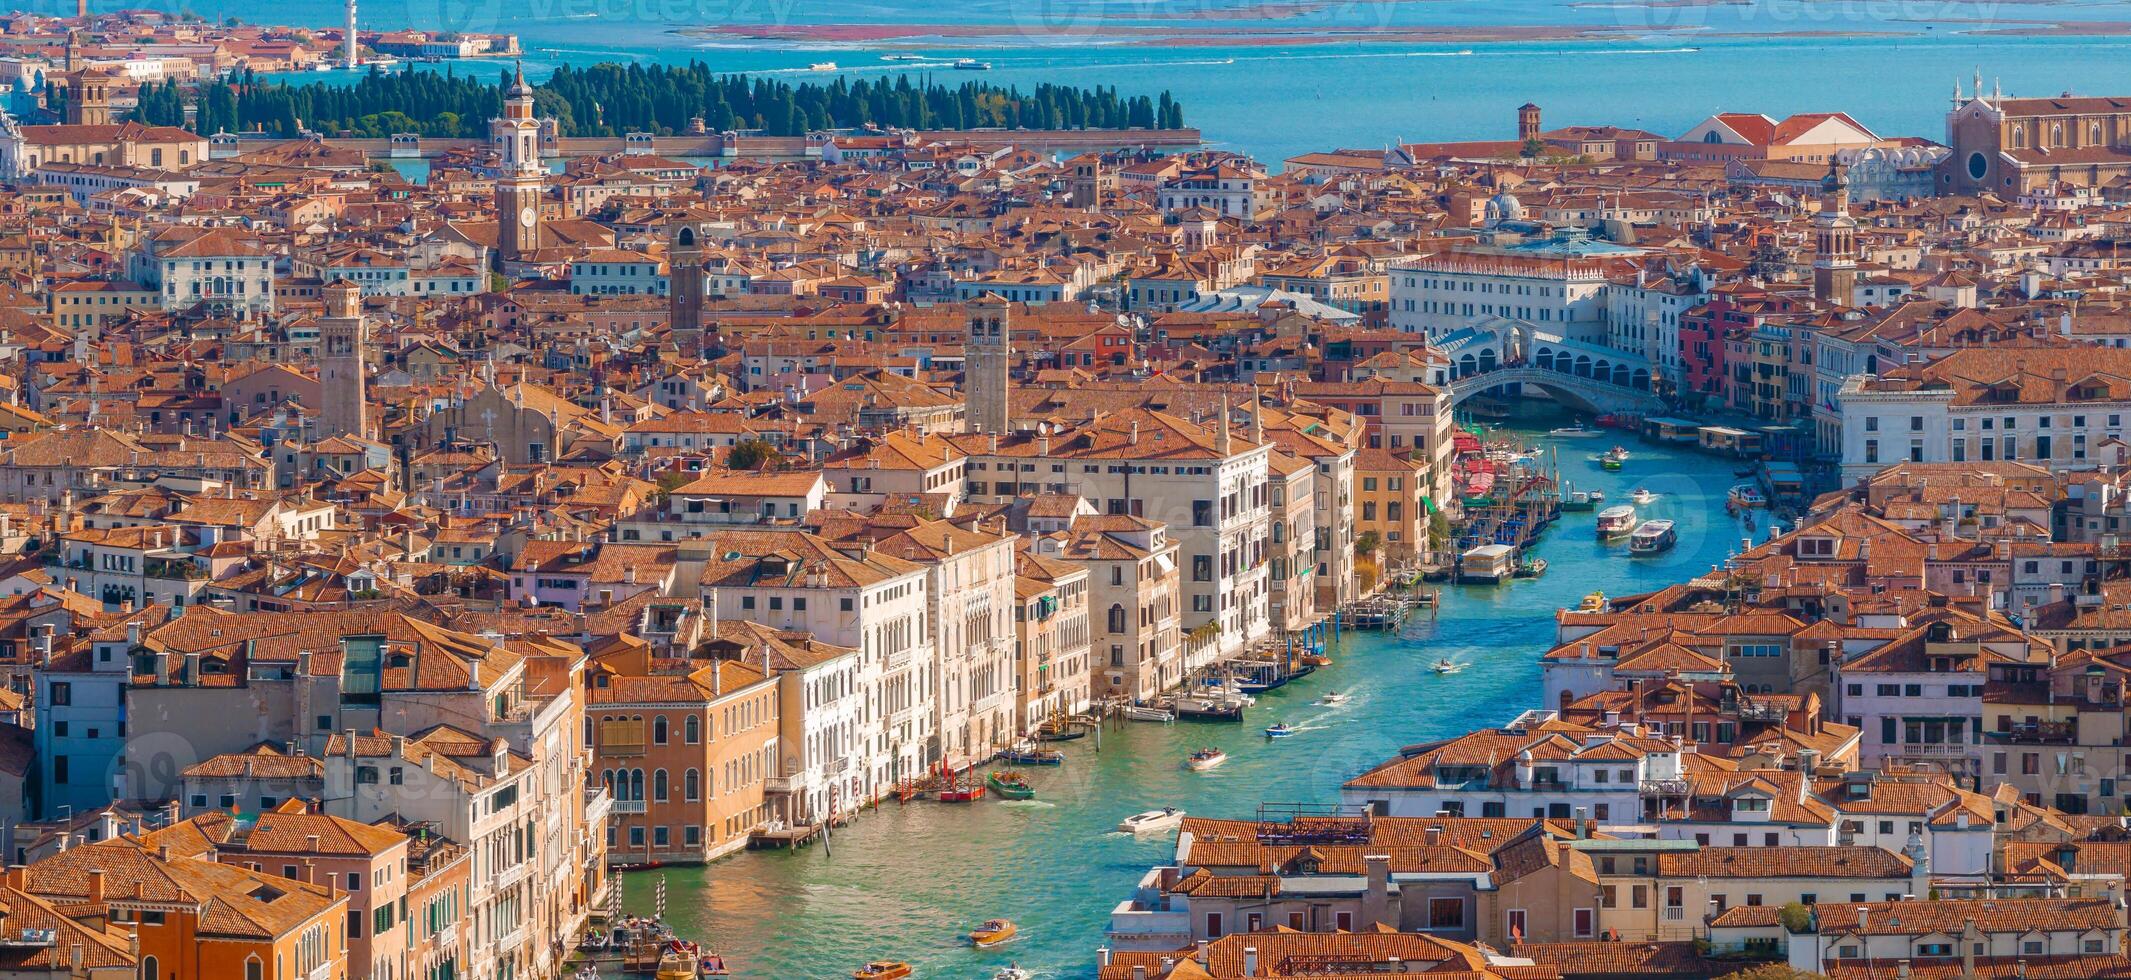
[
  {"left": 1992, "top": 721, "right": 2075, "bottom": 744},
  {"left": 612, "top": 798, "right": 647, "bottom": 815},
  {"left": 764, "top": 775, "right": 794, "bottom": 794},
  {"left": 583, "top": 785, "right": 613, "bottom": 824},
  {"left": 1900, "top": 743, "right": 1975, "bottom": 758},
  {"left": 495, "top": 861, "right": 531, "bottom": 890},
  {"left": 1640, "top": 779, "right": 1690, "bottom": 796},
  {"left": 1734, "top": 700, "right": 1788, "bottom": 723},
  {"left": 498, "top": 926, "right": 527, "bottom": 954}
]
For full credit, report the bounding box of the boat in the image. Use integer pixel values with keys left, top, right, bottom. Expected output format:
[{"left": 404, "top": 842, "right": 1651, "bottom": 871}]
[
  {"left": 996, "top": 966, "right": 1032, "bottom": 980},
  {"left": 1733, "top": 464, "right": 1759, "bottom": 478},
  {"left": 1596, "top": 448, "right": 1627, "bottom": 471},
  {"left": 807, "top": 61, "right": 838, "bottom": 71},
  {"left": 1515, "top": 556, "right": 1548, "bottom": 578},
  {"left": 938, "top": 770, "right": 986, "bottom": 802},
  {"left": 1550, "top": 423, "right": 1603, "bottom": 438},
  {"left": 1629, "top": 519, "right": 1678, "bottom": 555},
  {"left": 1122, "top": 703, "right": 1176, "bottom": 723},
  {"left": 969, "top": 919, "right": 1017, "bottom": 948},
  {"left": 1432, "top": 658, "right": 1467, "bottom": 674},
  {"left": 854, "top": 962, "right": 912, "bottom": 980},
  {"left": 1588, "top": 489, "right": 1606, "bottom": 504},
  {"left": 1728, "top": 484, "right": 1767, "bottom": 508},
  {"left": 1563, "top": 489, "right": 1598, "bottom": 512},
  {"left": 1596, "top": 505, "right": 1640, "bottom": 539},
  {"left": 1299, "top": 651, "right": 1333, "bottom": 667},
  {"left": 1185, "top": 747, "right": 1228, "bottom": 771},
  {"left": 1316, "top": 691, "right": 1351, "bottom": 705},
  {"left": 1117, "top": 806, "right": 1186, "bottom": 834},
  {"left": 1032, "top": 721, "right": 1087, "bottom": 742},
  {"left": 953, "top": 58, "right": 993, "bottom": 70},
  {"left": 1578, "top": 591, "right": 1607, "bottom": 612},
  {"left": 1630, "top": 488, "right": 1657, "bottom": 505},
  {"left": 1458, "top": 543, "right": 1517, "bottom": 584},
  {"left": 1000, "top": 745, "right": 1064, "bottom": 766},
  {"left": 880, "top": 53, "right": 927, "bottom": 61},
  {"left": 985, "top": 771, "right": 1035, "bottom": 800},
  {"left": 1264, "top": 722, "right": 1296, "bottom": 739}
]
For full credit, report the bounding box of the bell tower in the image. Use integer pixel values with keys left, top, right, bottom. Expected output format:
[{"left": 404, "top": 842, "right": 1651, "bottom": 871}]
[
  {"left": 668, "top": 219, "right": 708, "bottom": 356},
  {"left": 1812, "top": 159, "right": 1857, "bottom": 305},
  {"left": 318, "top": 279, "right": 368, "bottom": 439},
  {"left": 492, "top": 62, "right": 544, "bottom": 266},
  {"left": 964, "top": 292, "right": 1011, "bottom": 435}
]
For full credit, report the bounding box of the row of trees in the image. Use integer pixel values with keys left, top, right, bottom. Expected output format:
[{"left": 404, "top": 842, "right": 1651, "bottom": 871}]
[{"left": 133, "top": 62, "right": 1187, "bottom": 139}]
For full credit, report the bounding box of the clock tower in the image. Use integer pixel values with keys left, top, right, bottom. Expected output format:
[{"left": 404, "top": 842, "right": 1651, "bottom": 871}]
[{"left": 492, "top": 62, "right": 543, "bottom": 267}]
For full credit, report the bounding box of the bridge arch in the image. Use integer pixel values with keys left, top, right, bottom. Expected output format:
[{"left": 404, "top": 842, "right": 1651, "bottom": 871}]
[{"left": 1536, "top": 347, "right": 1554, "bottom": 371}]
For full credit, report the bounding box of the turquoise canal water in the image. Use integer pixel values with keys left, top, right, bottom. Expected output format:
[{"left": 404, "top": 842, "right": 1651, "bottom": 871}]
[{"left": 605, "top": 420, "right": 1768, "bottom": 978}]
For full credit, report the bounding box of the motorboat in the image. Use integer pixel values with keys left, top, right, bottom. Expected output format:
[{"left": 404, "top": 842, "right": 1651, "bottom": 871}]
[
  {"left": 1630, "top": 488, "right": 1657, "bottom": 505},
  {"left": 854, "top": 962, "right": 912, "bottom": 980},
  {"left": 953, "top": 58, "right": 993, "bottom": 70},
  {"left": 985, "top": 771, "right": 1035, "bottom": 800},
  {"left": 1578, "top": 591, "right": 1607, "bottom": 612},
  {"left": 1550, "top": 423, "right": 1603, "bottom": 438},
  {"left": 880, "top": 53, "right": 927, "bottom": 60},
  {"left": 1629, "top": 519, "right": 1678, "bottom": 555},
  {"left": 1515, "top": 557, "right": 1547, "bottom": 578},
  {"left": 1596, "top": 447, "right": 1628, "bottom": 471},
  {"left": 1432, "top": 658, "right": 1467, "bottom": 674},
  {"left": 1316, "top": 692, "right": 1351, "bottom": 706},
  {"left": 1563, "top": 489, "right": 1598, "bottom": 512},
  {"left": 969, "top": 919, "right": 1017, "bottom": 948},
  {"left": 996, "top": 966, "right": 1033, "bottom": 980},
  {"left": 1264, "top": 722, "right": 1296, "bottom": 739},
  {"left": 1121, "top": 703, "right": 1176, "bottom": 723},
  {"left": 808, "top": 61, "right": 838, "bottom": 71},
  {"left": 1000, "top": 744, "right": 1063, "bottom": 766},
  {"left": 1185, "top": 747, "right": 1228, "bottom": 771},
  {"left": 1117, "top": 806, "right": 1186, "bottom": 834},
  {"left": 1728, "top": 484, "right": 1767, "bottom": 508},
  {"left": 1596, "top": 505, "right": 1640, "bottom": 539}
]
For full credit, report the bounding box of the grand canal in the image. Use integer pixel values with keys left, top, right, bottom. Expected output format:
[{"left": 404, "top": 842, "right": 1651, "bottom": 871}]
[{"left": 610, "top": 419, "right": 1762, "bottom": 978}]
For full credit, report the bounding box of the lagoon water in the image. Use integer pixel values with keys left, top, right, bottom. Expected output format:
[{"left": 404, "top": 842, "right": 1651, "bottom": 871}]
[
  {"left": 238, "top": 0, "right": 2131, "bottom": 165},
  {"left": 598, "top": 422, "right": 1763, "bottom": 977}
]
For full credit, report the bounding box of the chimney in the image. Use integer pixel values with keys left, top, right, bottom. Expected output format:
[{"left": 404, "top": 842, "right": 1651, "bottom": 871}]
[
  {"left": 1425, "top": 826, "right": 1442, "bottom": 848},
  {"left": 1858, "top": 906, "right": 1869, "bottom": 933},
  {"left": 1194, "top": 940, "right": 1209, "bottom": 964},
  {"left": 1132, "top": 968, "right": 1146, "bottom": 980},
  {"left": 85, "top": 869, "right": 104, "bottom": 905},
  {"left": 1362, "top": 854, "right": 1391, "bottom": 928},
  {"left": 1098, "top": 949, "right": 1113, "bottom": 968},
  {"left": 1962, "top": 917, "right": 1980, "bottom": 979},
  {"left": 1244, "top": 947, "right": 1260, "bottom": 977},
  {"left": 306, "top": 834, "right": 320, "bottom": 854}
]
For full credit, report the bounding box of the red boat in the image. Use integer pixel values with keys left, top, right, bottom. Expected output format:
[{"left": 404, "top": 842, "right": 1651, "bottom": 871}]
[{"left": 937, "top": 767, "right": 985, "bottom": 802}]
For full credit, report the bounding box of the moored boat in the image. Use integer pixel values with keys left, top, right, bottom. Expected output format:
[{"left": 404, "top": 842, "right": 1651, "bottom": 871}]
[
  {"left": 1515, "top": 557, "right": 1547, "bottom": 578},
  {"left": 1728, "top": 484, "right": 1767, "bottom": 508},
  {"left": 1000, "top": 744, "right": 1063, "bottom": 766},
  {"left": 1184, "top": 747, "right": 1228, "bottom": 771},
  {"left": 1299, "top": 651, "right": 1333, "bottom": 667},
  {"left": 1459, "top": 543, "right": 1517, "bottom": 584},
  {"left": 853, "top": 964, "right": 911, "bottom": 980},
  {"left": 1563, "top": 489, "right": 1598, "bottom": 511},
  {"left": 969, "top": 919, "right": 1017, "bottom": 947},
  {"left": 985, "top": 771, "right": 1034, "bottom": 800},
  {"left": 1596, "top": 505, "right": 1639, "bottom": 539},
  {"left": 938, "top": 770, "right": 986, "bottom": 802},
  {"left": 1122, "top": 703, "right": 1176, "bottom": 723},
  {"left": 1117, "top": 806, "right": 1186, "bottom": 834},
  {"left": 1032, "top": 721, "right": 1087, "bottom": 742},
  {"left": 1578, "top": 590, "right": 1607, "bottom": 612},
  {"left": 1629, "top": 519, "right": 1678, "bottom": 555}
]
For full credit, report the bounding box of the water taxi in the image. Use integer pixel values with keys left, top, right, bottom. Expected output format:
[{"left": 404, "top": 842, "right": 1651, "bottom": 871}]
[
  {"left": 880, "top": 53, "right": 927, "bottom": 60},
  {"left": 1000, "top": 744, "right": 1063, "bottom": 766},
  {"left": 1185, "top": 747, "right": 1228, "bottom": 771},
  {"left": 1299, "top": 651, "right": 1333, "bottom": 667},
  {"left": 1563, "top": 489, "right": 1599, "bottom": 511},
  {"left": 970, "top": 919, "right": 1017, "bottom": 948},
  {"left": 1316, "top": 692, "right": 1351, "bottom": 706},
  {"left": 1578, "top": 591, "right": 1607, "bottom": 612},
  {"left": 1628, "top": 519, "right": 1678, "bottom": 555},
  {"left": 953, "top": 58, "right": 993, "bottom": 70},
  {"left": 1515, "top": 557, "right": 1547, "bottom": 579},
  {"left": 985, "top": 771, "right": 1035, "bottom": 800},
  {"left": 1122, "top": 703, "right": 1176, "bottom": 723},
  {"left": 996, "top": 966, "right": 1032, "bottom": 980},
  {"left": 1264, "top": 722, "right": 1296, "bottom": 739},
  {"left": 853, "top": 964, "right": 911, "bottom": 980},
  {"left": 1630, "top": 488, "right": 1657, "bottom": 505},
  {"left": 1432, "top": 658, "right": 1467, "bottom": 674},
  {"left": 1595, "top": 447, "right": 1628, "bottom": 471},
  {"left": 1728, "top": 484, "right": 1767, "bottom": 509},
  {"left": 1117, "top": 806, "right": 1186, "bottom": 834},
  {"left": 1596, "top": 505, "right": 1640, "bottom": 539},
  {"left": 1550, "top": 423, "right": 1603, "bottom": 438},
  {"left": 808, "top": 61, "right": 838, "bottom": 71}
]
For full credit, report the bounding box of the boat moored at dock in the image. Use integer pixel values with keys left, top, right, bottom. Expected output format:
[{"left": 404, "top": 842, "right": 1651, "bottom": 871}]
[{"left": 1457, "top": 543, "right": 1517, "bottom": 583}]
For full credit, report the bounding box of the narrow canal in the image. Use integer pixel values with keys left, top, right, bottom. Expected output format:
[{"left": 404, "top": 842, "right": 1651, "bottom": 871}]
[{"left": 611, "top": 418, "right": 1761, "bottom": 978}]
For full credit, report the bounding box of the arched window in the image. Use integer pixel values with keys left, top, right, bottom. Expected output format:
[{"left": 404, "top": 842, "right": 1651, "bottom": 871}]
[
  {"left": 654, "top": 769, "right": 669, "bottom": 802},
  {"left": 684, "top": 715, "right": 701, "bottom": 743},
  {"left": 685, "top": 768, "right": 701, "bottom": 802},
  {"left": 246, "top": 956, "right": 263, "bottom": 980},
  {"left": 141, "top": 957, "right": 158, "bottom": 980},
  {"left": 1107, "top": 604, "right": 1126, "bottom": 633},
  {"left": 628, "top": 769, "right": 644, "bottom": 802},
  {"left": 652, "top": 715, "right": 668, "bottom": 745}
]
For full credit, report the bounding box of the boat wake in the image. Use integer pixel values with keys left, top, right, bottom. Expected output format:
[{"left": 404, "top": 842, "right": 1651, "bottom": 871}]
[{"left": 998, "top": 800, "right": 1056, "bottom": 809}]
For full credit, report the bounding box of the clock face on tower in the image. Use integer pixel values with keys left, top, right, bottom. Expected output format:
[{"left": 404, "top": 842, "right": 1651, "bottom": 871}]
[{"left": 519, "top": 206, "right": 537, "bottom": 228}]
